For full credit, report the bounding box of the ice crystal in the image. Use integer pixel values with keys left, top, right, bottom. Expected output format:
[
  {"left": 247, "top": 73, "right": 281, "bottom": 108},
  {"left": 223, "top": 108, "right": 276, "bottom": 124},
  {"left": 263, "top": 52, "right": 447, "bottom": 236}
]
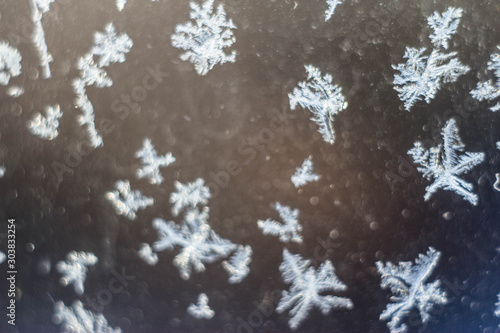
[
  {"left": 393, "top": 8, "right": 469, "bottom": 111},
  {"left": 170, "top": 178, "right": 211, "bottom": 216},
  {"left": 277, "top": 249, "right": 353, "bottom": 330},
  {"left": 494, "top": 173, "right": 500, "bottom": 192},
  {"left": 291, "top": 157, "right": 321, "bottom": 188},
  {"left": 105, "top": 180, "right": 154, "bottom": 220},
  {"left": 153, "top": 207, "right": 236, "bottom": 280},
  {"left": 135, "top": 138, "right": 176, "bottom": 185},
  {"left": 73, "top": 23, "right": 132, "bottom": 148},
  {"left": 138, "top": 243, "right": 158, "bottom": 266},
  {"left": 289, "top": 65, "right": 348, "bottom": 144},
  {"left": 56, "top": 251, "right": 98, "bottom": 295},
  {"left": 376, "top": 247, "right": 448, "bottom": 333},
  {"left": 495, "top": 293, "right": 500, "bottom": 319},
  {"left": 427, "top": 8, "right": 463, "bottom": 50},
  {"left": 257, "top": 203, "right": 303, "bottom": 243},
  {"left": 0, "top": 251, "right": 5, "bottom": 264},
  {"left": 470, "top": 47, "right": 500, "bottom": 112},
  {"left": 53, "top": 300, "right": 122, "bottom": 333},
  {"left": 171, "top": 0, "right": 237, "bottom": 75},
  {"left": 187, "top": 293, "right": 215, "bottom": 319},
  {"left": 92, "top": 23, "right": 133, "bottom": 68},
  {"left": 116, "top": 0, "right": 127, "bottom": 11},
  {"left": 29, "top": 0, "right": 54, "bottom": 78},
  {"left": 222, "top": 244, "right": 252, "bottom": 284},
  {"left": 0, "top": 42, "right": 22, "bottom": 85},
  {"left": 28, "top": 104, "right": 62, "bottom": 140},
  {"left": 6, "top": 85, "right": 24, "bottom": 98},
  {"left": 325, "top": 0, "right": 344, "bottom": 22},
  {"left": 408, "top": 118, "right": 485, "bottom": 205}
]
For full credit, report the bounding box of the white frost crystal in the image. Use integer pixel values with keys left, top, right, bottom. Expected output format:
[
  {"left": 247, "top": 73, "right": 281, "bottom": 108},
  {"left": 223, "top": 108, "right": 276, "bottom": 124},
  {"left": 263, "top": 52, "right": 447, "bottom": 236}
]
[
  {"left": 170, "top": 178, "right": 211, "bottom": 216},
  {"left": 291, "top": 157, "right": 321, "bottom": 188},
  {"left": 187, "top": 293, "right": 215, "bottom": 319},
  {"left": 138, "top": 243, "right": 158, "bottom": 266},
  {"left": 325, "top": 0, "right": 344, "bottom": 22},
  {"left": 135, "top": 138, "right": 175, "bottom": 185},
  {"left": 171, "top": 0, "right": 237, "bottom": 75},
  {"left": 222, "top": 244, "right": 252, "bottom": 284},
  {"left": 257, "top": 202, "right": 303, "bottom": 243},
  {"left": 53, "top": 300, "right": 122, "bottom": 333},
  {"left": 29, "top": 0, "right": 55, "bottom": 78},
  {"left": 56, "top": 251, "right": 98, "bottom": 295},
  {"left": 106, "top": 180, "right": 154, "bottom": 220},
  {"left": 471, "top": 46, "right": 500, "bottom": 112},
  {"left": 28, "top": 104, "right": 62, "bottom": 140},
  {"left": 277, "top": 249, "right": 353, "bottom": 330},
  {"left": 408, "top": 118, "right": 485, "bottom": 205},
  {"left": 0, "top": 42, "right": 22, "bottom": 85},
  {"left": 376, "top": 247, "right": 448, "bottom": 333},
  {"left": 289, "top": 65, "right": 348, "bottom": 144}
]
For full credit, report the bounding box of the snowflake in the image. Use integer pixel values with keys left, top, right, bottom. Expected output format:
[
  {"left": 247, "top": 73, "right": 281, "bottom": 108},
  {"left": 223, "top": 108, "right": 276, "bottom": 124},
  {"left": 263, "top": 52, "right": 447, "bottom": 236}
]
[
  {"left": 376, "top": 247, "right": 448, "bottom": 333},
  {"left": 277, "top": 249, "right": 353, "bottom": 330},
  {"left": 408, "top": 118, "right": 485, "bottom": 205},
  {"left": 137, "top": 243, "right": 158, "bottom": 266},
  {"left": 73, "top": 23, "right": 132, "bottom": 148},
  {"left": 470, "top": 47, "right": 500, "bottom": 112},
  {"left": 170, "top": 178, "right": 211, "bottom": 216},
  {"left": 325, "top": 0, "right": 344, "bottom": 22},
  {"left": 29, "top": 0, "right": 55, "bottom": 78},
  {"left": 53, "top": 300, "right": 122, "bottom": 333},
  {"left": 153, "top": 207, "right": 236, "bottom": 280},
  {"left": 105, "top": 180, "right": 154, "bottom": 220},
  {"left": 56, "top": 251, "right": 98, "bottom": 295},
  {"left": 28, "top": 104, "right": 62, "bottom": 140},
  {"left": 222, "top": 244, "right": 252, "bottom": 284},
  {"left": 171, "top": 0, "right": 237, "bottom": 75},
  {"left": 135, "top": 138, "right": 176, "bottom": 185},
  {"left": 187, "top": 293, "right": 215, "bottom": 319},
  {"left": 289, "top": 65, "right": 348, "bottom": 144},
  {"left": 291, "top": 157, "right": 321, "bottom": 188},
  {"left": 92, "top": 23, "right": 133, "bottom": 68},
  {"left": 257, "top": 202, "right": 303, "bottom": 243},
  {"left": 393, "top": 8, "right": 469, "bottom": 111},
  {"left": 0, "top": 41, "right": 22, "bottom": 85}
]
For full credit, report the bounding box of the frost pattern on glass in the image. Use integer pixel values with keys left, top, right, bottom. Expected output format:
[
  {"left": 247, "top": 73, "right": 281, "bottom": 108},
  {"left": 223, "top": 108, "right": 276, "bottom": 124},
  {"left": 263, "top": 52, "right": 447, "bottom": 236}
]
[
  {"left": 376, "top": 247, "right": 448, "bottom": 333},
  {"left": 257, "top": 202, "right": 303, "bottom": 243},
  {"left": 53, "top": 300, "right": 122, "bottom": 333},
  {"left": 277, "top": 249, "right": 353, "bottom": 330},
  {"left": 138, "top": 243, "right": 158, "bottom": 266},
  {"left": 0, "top": 42, "right": 22, "bottom": 85},
  {"left": 171, "top": 0, "right": 237, "bottom": 76},
  {"left": 135, "top": 138, "right": 176, "bottom": 185},
  {"left": 28, "top": 104, "right": 62, "bottom": 140},
  {"left": 222, "top": 244, "right": 252, "bottom": 284},
  {"left": 325, "top": 0, "right": 344, "bottom": 22},
  {"left": 56, "top": 251, "right": 98, "bottom": 295},
  {"left": 170, "top": 178, "right": 211, "bottom": 216},
  {"left": 73, "top": 23, "right": 133, "bottom": 148},
  {"left": 105, "top": 180, "right": 154, "bottom": 220},
  {"left": 291, "top": 157, "right": 321, "bottom": 188},
  {"left": 408, "top": 118, "right": 485, "bottom": 205},
  {"left": 29, "top": 0, "right": 54, "bottom": 78},
  {"left": 427, "top": 8, "right": 463, "bottom": 50},
  {"left": 187, "top": 293, "right": 215, "bottom": 319},
  {"left": 289, "top": 65, "right": 348, "bottom": 144},
  {"left": 393, "top": 8, "right": 469, "bottom": 111},
  {"left": 470, "top": 47, "right": 500, "bottom": 112},
  {"left": 153, "top": 207, "right": 236, "bottom": 280}
]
